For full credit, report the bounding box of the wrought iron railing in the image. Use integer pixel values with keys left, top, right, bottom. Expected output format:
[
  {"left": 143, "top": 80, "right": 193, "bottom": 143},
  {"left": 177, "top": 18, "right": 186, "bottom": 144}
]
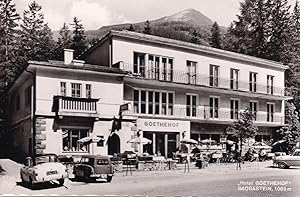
[
  {"left": 124, "top": 102, "right": 284, "bottom": 124},
  {"left": 120, "top": 63, "right": 284, "bottom": 96}
]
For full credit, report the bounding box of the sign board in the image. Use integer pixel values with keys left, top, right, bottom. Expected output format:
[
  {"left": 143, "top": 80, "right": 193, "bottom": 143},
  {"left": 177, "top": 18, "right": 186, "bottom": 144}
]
[
  {"left": 137, "top": 118, "right": 190, "bottom": 132},
  {"left": 120, "top": 103, "right": 130, "bottom": 112}
]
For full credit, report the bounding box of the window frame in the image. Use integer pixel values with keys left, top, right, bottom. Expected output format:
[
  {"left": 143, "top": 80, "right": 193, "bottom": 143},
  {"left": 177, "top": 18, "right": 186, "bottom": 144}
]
[
  {"left": 71, "top": 83, "right": 82, "bottom": 98},
  {"left": 60, "top": 82, "right": 66, "bottom": 96},
  {"left": 249, "top": 72, "right": 257, "bottom": 92},
  {"left": 209, "top": 96, "right": 220, "bottom": 119},
  {"left": 209, "top": 64, "right": 219, "bottom": 87},
  {"left": 230, "top": 98, "right": 240, "bottom": 120},
  {"left": 230, "top": 68, "right": 239, "bottom": 90}
]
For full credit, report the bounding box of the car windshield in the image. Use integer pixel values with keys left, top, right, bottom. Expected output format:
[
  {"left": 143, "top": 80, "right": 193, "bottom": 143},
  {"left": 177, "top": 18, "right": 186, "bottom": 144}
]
[
  {"left": 293, "top": 151, "right": 300, "bottom": 156},
  {"left": 97, "top": 159, "right": 109, "bottom": 165},
  {"left": 35, "top": 155, "right": 58, "bottom": 164}
]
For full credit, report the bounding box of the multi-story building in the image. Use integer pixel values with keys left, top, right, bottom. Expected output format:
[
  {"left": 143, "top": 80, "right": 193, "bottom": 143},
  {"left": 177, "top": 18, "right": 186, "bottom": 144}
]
[
  {"left": 7, "top": 30, "right": 289, "bottom": 159},
  {"left": 81, "top": 30, "right": 289, "bottom": 158},
  {"left": 6, "top": 49, "right": 134, "bottom": 158}
]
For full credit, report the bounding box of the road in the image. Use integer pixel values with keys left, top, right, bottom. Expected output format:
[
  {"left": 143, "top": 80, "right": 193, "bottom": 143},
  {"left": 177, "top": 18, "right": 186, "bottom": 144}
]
[{"left": 1, "top": 160, "right": 300, "bottom": 196}]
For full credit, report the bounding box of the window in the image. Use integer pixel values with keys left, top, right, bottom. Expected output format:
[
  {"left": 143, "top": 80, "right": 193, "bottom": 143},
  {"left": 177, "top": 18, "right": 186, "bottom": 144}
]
[
  {"left": 141, "top": 90, "right": 146, "bottom": 114},
  {"left": 60, "top": 82, "right": 66, "bottom": 96},
  {"left": 267, "top": 75, "right": 274, "bottom": 94},
  {"left": 186, "top": 94, "right": 197, "bottom": 117},
  {"left": 71, "top": 83, "right": 81, "bottom": 97},
  {"left": 161, "top": 92, "right": 167, "bottom": 115},
  {"left": 161, "top": 57, "right": 173, "bottom": 81},
  {"left": 25, "top": 86, "right": 32, "bottom": 107},
  {"left": 249, "top": 72, "right": 257, "bottom": 92},
  {"left": 168, "top": 93, "right": 174, "bottom": 115},
  {"left": 155, "top": 92, "right": 160, "bottom": 115},
  {"left": 249, "top": 101, "right": 258, "bottom": 121},
  {"left": 187, "top": 61, "right": 197, "bottom": 84},
  {"left": 230, "top": 99, "right": 239, "bottom": 119},
  {"left": 267, "top": 103, "right": 274, "bottom": 122},
  {"left": 148, "top": 91, "right": 153, "bottom": 114},
  {"left": 133, "top": 90, "right": 139, "bottom": 113},
  {"left": 148, "top": 55, "right": 160, "bottom": 80},
  {"left": 133, "top": 90, "right": 174, "bottom": 116},
  {"left": 209, "top": 65, "right": 219, "bottom": 87},
  {"left": 16, "top": 94, "right": 20, "bottom": 111},
  {"left": 96, "top": 136, "right": 104, "bottom": 147},
  {"left": 230, "top": 69, "right": 239, "bottom": 90},
  {"left": 86, "top": 84, "right": 91, "bottom": 98},
  {"left": 167, "top": 59, "right": 173, "bottom": 81},
  {"left": 62, "top": 129, "right": 89, "bottom": 152},
  {"left": 209, "top": 97, "right": 219, "bottom": 118},
  {"left": 133, "top": 52, "right": 146, "bottom": 77}
]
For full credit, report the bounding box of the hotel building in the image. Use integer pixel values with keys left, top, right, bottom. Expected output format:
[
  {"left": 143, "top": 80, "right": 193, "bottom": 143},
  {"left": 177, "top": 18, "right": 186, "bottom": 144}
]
[{"left": 6, "top": 30, "right": 289, "bottom": 158}]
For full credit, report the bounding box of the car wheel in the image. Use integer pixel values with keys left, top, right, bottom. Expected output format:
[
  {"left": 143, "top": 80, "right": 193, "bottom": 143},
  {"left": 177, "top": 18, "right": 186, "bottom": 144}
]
[
  {"left": 83, "top": 173, "right": 89, "bottom": 183},
  {"left": 29, "top": 177, "right": 34, "bottom": 189},
  {"left": 107, "top": 175, "right": 112, "bottom": 183},
  {"left": 278, "top": 162, "right": 288, "bottom": 169},
  {"left": 20, "top": 173, "right": 25, "bottom": 184},
  {"left": 58, "top": 178, "right": 64, "bottom": 186}
]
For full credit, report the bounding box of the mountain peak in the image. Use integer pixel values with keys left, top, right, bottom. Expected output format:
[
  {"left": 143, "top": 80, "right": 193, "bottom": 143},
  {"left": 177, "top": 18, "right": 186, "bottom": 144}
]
[{"left": 158, "top": 8, "right": 213, "bottom": 27}]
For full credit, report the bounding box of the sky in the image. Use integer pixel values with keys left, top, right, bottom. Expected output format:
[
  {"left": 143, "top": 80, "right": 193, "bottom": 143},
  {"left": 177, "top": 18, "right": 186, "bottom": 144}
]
[{"left": 14, "top": 0, "right": 297, "bottom": 31}]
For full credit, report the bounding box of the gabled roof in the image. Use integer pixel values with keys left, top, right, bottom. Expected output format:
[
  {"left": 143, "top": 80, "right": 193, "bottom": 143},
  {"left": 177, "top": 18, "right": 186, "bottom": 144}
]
[{"left": 80, "top": 30, "right": 288, "bottom": 71}]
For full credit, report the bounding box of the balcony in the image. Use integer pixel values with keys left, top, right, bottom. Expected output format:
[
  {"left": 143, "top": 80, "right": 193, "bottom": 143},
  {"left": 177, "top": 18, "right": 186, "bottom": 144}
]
[
  {"left": 121, "top": 63, "right": 285, "bottom": 96},
  {"left": 52, "top": 96, "right": 99, "bottom": 117},
  {"left": 124, "top": 103, "right": 284, "bottom": 126}
]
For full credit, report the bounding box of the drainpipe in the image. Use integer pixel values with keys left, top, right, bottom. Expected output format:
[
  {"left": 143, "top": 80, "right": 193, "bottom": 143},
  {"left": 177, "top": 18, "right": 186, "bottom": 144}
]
[{"left": 25, "top": 69, "right": 36, "bottom": 156}]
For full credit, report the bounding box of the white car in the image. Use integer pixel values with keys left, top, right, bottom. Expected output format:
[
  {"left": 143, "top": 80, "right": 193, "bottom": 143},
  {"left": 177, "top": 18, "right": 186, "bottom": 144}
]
[
  {"left": 20, "top": 154, "right": 68, "bottom": 188},
  {"left": 273, "top": 149, "right": 300, "bottom": 169}
]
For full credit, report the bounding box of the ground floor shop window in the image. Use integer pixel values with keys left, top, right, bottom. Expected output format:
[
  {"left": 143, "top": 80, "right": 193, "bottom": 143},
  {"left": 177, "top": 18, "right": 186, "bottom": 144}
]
[
  {"left": 62, "top": 129, "right": 89, "bottom": 152},
  {"left": 143, "top": 131, "right": 178, "bottom": 158}
]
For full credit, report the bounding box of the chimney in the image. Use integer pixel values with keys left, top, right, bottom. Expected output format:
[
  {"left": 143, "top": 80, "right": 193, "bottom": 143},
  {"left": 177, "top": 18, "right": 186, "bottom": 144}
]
[{"left": 64, "top": 49, "right": 74, "bottom": 65}]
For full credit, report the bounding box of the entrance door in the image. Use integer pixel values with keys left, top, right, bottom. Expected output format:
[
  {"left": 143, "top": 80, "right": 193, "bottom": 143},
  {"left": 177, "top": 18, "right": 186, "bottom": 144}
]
[
  {"left": 107, "top": 134, "right": 120, "bottom": 155},
  {"left": 156, "top": 133, "right": 165, "bottom": 156},
  {"left": 167, "top": 133, "right": 177, "bottom": 158}
]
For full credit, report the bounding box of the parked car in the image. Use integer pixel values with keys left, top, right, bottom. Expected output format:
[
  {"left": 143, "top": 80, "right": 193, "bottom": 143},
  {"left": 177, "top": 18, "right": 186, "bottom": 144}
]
[
  {"left": 73, "top": 155, "right": 114, "bottom": 182},
  {"left": 20, "top": 153, "right": 67, "bottom": 188},
  {"left": 273, "top": 149, "right": 300, "bottom": 169}
]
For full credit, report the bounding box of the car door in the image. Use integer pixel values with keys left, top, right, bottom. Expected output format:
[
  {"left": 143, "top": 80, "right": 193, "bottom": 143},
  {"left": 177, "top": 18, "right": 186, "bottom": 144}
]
[
  {"left": 291, "top": 151, "right": 300, "bottom": 166},
  {"left": 94, "top": 158, "right": 111, "bottom": 175}
]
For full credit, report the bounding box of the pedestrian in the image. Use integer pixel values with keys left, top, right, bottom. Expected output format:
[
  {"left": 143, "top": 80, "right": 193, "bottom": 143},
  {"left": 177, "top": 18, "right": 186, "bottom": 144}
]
[{"left": 236, "top": 152, "right": 242, "bottom": 170}]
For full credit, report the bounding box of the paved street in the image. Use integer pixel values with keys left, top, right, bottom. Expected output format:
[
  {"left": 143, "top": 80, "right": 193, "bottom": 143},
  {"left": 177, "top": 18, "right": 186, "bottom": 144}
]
[{"left": 0, "top": 160, "right": 300, "bottom": 196}]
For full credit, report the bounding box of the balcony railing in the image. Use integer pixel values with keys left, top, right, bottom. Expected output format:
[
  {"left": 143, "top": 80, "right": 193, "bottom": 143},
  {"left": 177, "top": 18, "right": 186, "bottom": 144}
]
[
  {"left": 52, "top": 96, "right": 99, "bottom": 115},
  {"left": 121, "top": 63, "right": 284, "bottom": 96},
  {"left": 124, "top": 103, "right": 284, "bottom": 124}
]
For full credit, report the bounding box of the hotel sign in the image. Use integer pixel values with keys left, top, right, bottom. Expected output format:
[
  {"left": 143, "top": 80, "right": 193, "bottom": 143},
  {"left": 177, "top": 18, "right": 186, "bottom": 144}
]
[{"left": 137, "top": 119, "right": 190, "bottom": 132}]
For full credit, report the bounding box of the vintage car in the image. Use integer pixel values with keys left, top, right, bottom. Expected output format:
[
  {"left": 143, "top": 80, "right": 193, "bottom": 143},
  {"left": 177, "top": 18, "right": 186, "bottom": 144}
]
[
  {"left": 273, "top": 149, "right": 300, "bottom": 169},
  {"left": 73, "top": 155, "right": 114, "bottom": 182},
  {"left": 20, "top": 154, "right": 68, "bottom": 188}
]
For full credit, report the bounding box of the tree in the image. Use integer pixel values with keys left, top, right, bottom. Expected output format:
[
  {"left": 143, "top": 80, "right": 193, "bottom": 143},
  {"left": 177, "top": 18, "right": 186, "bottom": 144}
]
[
  {"left": 275, "top": 102, "right": 300, "bottom": 153},
  {"left": 19, "top": 0, "right": 55, "bottom": 64},
  {"left": 191, "top": 29, "right": 201, "bottom": 44},
  {"left": 143, "top": 20, "right": 151, "bottom": 34},
  {"left": 0, "top": 0, "right": 20, "bottom": 84},
  {"left": 226, "top": 108, "right": 258, "bottom": 156},
  {"left": 127, "top": 24, "right": 135, "bottom": 31},
  {"left": 55, "top": 23, "right": 72, "bottom": 60},
  {"left": 224, "top": 0, "right": 271, "bottom": 59},
  {"left": 210, "top": 22, "right": 222, "bottom": 49},
  {"left": 70, "top": 17, "right": 87, "bottom": 57},
  {"left": 267, "top": 0, "right": 291, "bottom": 63}
]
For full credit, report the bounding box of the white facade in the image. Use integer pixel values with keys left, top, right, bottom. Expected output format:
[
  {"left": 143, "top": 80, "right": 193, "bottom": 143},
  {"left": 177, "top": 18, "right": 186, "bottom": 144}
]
[{"left": 83, "top": 30, "right": 289, "bottom": 155}]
